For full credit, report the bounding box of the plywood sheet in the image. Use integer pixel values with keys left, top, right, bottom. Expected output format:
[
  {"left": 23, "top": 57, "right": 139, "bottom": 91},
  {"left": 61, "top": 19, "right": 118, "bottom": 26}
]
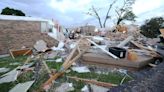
[{"left": 82, "top": 52, "right": 153, "bottom": 69}]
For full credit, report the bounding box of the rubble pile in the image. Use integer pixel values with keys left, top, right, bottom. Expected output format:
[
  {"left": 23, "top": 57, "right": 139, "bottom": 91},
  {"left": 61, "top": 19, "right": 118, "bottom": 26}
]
[{"left": 0, "top": 23, "right": 163, "bottom": 92}]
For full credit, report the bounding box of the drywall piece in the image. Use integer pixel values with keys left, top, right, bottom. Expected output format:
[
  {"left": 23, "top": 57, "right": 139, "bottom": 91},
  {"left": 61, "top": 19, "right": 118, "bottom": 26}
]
[
  {"left": 90, "top": 84, "right": 109, "bottom": 92},
  {"left": 9, "top": 81, "right": 35, "bottom": 92},
  {"left": 81, "top": 85, "right": 89, "bottom": 92},
  {"left": 71, "top": 66, "right": 90, "bottom": 73},
  {"left": 55, "top": 83, "right": 74, "bottom": 92},
  {"left": 56, "top": 58, "right": 63, "bottom": 63},
  {"left": 87, "top": 39, "right": 119, "bottom": 59},
  {"left": 70, "top": 43, "right": 76, "bottom": 49},
  {"left": 20, "top": 62, "right": 34, "bottom": 69},
  {"left": 10, "top": 62, "right": 20, "bottom": 66},
  {"left": 34, "top": 40, "right": 48, "bottom": 52},
  {"left": 0, "top": 68, "right": 10, "bottom": 73},
  {"left": 92, "top": 36, "right": 104, "bottom": 41},
  {"left": 51, "top": 41, "right": 65, "bottom": 51},
  {"left": 0, "top": 69, "right": 19, "bottom": 84},
  {"left": 117, "top": 36, "right": 133, "bottom": 47},
  {"left": 93, "top": 45, "right": 107, "bottom": 50}
]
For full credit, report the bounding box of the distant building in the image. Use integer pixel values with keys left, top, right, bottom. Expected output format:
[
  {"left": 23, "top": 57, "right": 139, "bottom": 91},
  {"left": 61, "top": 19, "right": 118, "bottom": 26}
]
[{"left": 0, "top": 15, "right": 58, "bottom": 55}]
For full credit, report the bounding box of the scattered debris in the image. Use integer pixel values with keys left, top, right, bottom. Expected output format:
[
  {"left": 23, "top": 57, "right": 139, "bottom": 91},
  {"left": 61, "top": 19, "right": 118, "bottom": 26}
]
[
  {"left": 9, "top": 62, "right": 20, "bottom": 66},
  {"left": 55, "top": 83, "right": 74, "bottom": 92},
  {"left": 71, "top": 66, "right": 90, "bottom": 73},
  {"left": 34, "top": 40, "right": 48, "bottom": 52},
  {"left": 90, "top": 84, "right": 109, "bottom": 92},
  {"left": 67, "top": 76, "right": 117, "bottom": 88},
  {"left": 9, "top": 48, "right": 32, "bottom": 59},
  {"left": 51, "top": 41, "right": 65, "bottom": 51},
  {"left": 81, "top": 85, "right": 89, "bottom": 92},
  {"left": 9, "top": 81, "right": 35, "bottom": 92},
  {"left": 55, "top": 58, "right": 63, "bottom": 63},
  {"left": 87, "top": 39, "right": 119, "bottom": 59},
  {"left": 117, "top": 36, "right": 133, "bottom": 47},
  {"left": 0, "top": 68, "right": 19, "bottom": 84},
  {"left": 0, "top": 68, "right": 10, "bottom": 73}
]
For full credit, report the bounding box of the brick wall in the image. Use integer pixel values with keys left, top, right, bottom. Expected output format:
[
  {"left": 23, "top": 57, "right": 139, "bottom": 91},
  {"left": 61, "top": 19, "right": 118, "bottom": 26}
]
[{"left": 0, "top": 20, "right": 58, "bottom": 55}]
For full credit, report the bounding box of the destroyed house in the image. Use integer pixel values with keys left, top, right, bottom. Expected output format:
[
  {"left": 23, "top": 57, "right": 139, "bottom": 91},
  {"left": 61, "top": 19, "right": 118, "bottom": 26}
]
[{"left": 0, "top": 15, "right": 58, "bottom": 55}]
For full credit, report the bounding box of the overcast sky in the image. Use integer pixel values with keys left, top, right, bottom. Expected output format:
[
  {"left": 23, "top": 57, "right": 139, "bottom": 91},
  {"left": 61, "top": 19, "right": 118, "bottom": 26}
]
[{"left": 0, "top": 0, "right": 164, "bottom": 27}]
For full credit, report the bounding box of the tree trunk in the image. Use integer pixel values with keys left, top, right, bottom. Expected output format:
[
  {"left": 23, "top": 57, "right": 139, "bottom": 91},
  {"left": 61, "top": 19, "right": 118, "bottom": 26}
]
[
  {"left": 98, "top": 17, "right": 103, "bottom": 28},
  {"left": 103, "top": 0, "right": 118, "bottom": 27},
  {"left": 117, "top": 18, "right": 123, "bottom": 25}
]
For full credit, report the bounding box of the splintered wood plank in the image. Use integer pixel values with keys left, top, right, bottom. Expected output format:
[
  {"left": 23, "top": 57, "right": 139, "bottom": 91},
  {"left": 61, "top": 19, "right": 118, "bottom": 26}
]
[
  {"left": 43, "top": 38, "right": 90, "bottom": 89},
  {"left": 67, "top": 76, "right": 117, "bottom": 88}
]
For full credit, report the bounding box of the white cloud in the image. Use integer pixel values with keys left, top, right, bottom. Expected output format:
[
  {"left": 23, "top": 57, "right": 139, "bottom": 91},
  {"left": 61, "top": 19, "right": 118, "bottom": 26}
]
[
  {"left": 133, "top": 0, "right": 163, "bottom": 15},
  {"left": 50, "top": 0, "right": 91, "bottom": 13}
]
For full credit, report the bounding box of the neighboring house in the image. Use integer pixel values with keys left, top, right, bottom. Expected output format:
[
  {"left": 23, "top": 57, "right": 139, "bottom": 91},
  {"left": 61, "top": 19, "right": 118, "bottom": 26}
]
[{"left": 0, "top": 15, "right": 58, "bottom": 55}]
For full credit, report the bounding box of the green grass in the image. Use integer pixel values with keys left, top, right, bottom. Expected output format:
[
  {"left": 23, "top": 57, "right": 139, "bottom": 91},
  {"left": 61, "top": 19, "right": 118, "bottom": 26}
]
[
  {"left": 50, "top": 70, "right": 132, "bottom": 92},
  {"left": 46, "top": 61, "right": 63, "bottom": 71},
  {"left": 0, "top": 56, "right": 133, "bottom": 92}
]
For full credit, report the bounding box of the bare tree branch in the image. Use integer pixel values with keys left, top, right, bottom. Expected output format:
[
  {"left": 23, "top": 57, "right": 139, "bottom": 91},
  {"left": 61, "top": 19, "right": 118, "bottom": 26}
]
[
  {"left": 91, "top": 6, "right": 103, "bottom": 28},
  {"left": 103, "top": 0, "right": 118, "bottom": 27}
]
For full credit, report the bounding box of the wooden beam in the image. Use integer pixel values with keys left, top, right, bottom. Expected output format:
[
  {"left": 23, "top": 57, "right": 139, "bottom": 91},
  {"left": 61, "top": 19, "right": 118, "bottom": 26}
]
[
  {"left": 43, "top": 38, "right": 90, "bottom": 89},
  {"left": 67, "top": 76, "right": 117, "bottom": 88},
  {"left": 87, "top": 39, "right": 119, "bottom": 59}
]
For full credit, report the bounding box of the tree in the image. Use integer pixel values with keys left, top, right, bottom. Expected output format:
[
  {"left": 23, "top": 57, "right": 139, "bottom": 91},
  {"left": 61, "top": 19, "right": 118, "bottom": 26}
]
[
  {"left": 86, "top": 0, "right": 136, "bottom": 28},
  {"left": 87, "top": 6, "right": 103, "bottom": 28},
  {"left": 1, "top": 7, "right": 25, "bottom": 16},
  {"left": 140, "top": 17, "right": 164, "bottom": 38},
  {"left": 115, "top": 0, "right": 136, "bottom": 25}
]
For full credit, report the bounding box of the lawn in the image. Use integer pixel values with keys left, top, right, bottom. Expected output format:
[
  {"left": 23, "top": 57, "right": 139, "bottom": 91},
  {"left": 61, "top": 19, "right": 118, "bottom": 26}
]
[{"left": 0, "top": 56, "right": 132, "bottom": 92}]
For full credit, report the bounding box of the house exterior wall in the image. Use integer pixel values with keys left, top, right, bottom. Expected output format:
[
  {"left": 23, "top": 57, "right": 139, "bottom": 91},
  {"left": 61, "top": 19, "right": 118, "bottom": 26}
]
[{"left": 0, "top": 20, "right": 58, "bottom": 55}]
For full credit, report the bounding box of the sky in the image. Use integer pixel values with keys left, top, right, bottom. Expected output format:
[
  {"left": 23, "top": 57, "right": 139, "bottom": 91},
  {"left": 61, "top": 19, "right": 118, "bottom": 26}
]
[{"left": 0, "top": 0, "right": 164, "bottom": 28}]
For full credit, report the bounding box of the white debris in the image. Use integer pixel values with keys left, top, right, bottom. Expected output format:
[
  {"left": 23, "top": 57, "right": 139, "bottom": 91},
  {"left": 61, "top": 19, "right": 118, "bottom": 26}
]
[
  {"left": 70, "top": 43, "right": 76, "bottom": 49},
  {"left": 9, "top": 81, "right": 35, "bottom": 92},
  {"left": 0, "top": 68, "right": 19, "bottom": 84},
  {"left": 34, "top": 40, "right": 48, "bottom": 52},
  {"left": 45, "top": 52, "right": 58, "bottom": 59},
  {"left": 0, "top": 68, "right": 10, "bottom": 73},
  {"left": 93, "top": 45, "right": 107, "bottom": 49},
  {"left": 81, "top": 85, "right": 89, "bottom": 92},
  {"left": 117, "top": 69, "right": 127, "bottom": 74},
  {"left": 9, "top": 62, "right": 20, "bottom": 66},
  {"left": 71, "top": 66, "right": 90, "bottom": 73},
  {"left": 55, "top": 83, "right": 74, "bottom": 92},
  {"left": 90, "top": 84, "right": 109, "bottom": 92},
  {"left": 51, "top": 41, "right": 65, "bottom": 51},
  {"left": 92, "top": 36, "right": 104, "bottom": 41},
  {"left": 56, "top": 58, "right": 63, "bottom": 63},
  {"left": 20, "top": 62, "right": 34, "bottom": 69},
  {"left": 117, "top": 36, "right": 133, "bottom": 47}
]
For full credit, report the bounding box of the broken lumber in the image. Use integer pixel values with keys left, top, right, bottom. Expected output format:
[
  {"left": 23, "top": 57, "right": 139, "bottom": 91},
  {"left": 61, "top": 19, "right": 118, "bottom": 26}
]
[
  {"left": 10, "top": 48, "right": 32, "bottom": 59},
  {"left": 117, "top": 36, "right": 133, "bottom": 47},
  {"left": 148, "top": 63, "right": 157, "bottom": 67},
  {"left": 87, "top": 39, "right": 119, "bottom": 59},
  {"left": 43, "top": 38, "right": 90, "bottom": 89},
  {"left": 67, "top": 76, "right": 117, "bottom": 88},
  {"left": 130, "top": 41, "right": 160, "bottom": 57}
]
